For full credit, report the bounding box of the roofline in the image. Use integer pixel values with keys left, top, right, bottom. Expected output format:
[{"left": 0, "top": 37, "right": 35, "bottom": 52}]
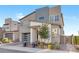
[
  {"left": 19, "top": 11, "right": 36, "bottom": 21},
  {"left": 61, "top": 13, "right": 64, "bottom": 26},
  {"left": 19, "top": 6, "right": 49, "bottom": 21}
]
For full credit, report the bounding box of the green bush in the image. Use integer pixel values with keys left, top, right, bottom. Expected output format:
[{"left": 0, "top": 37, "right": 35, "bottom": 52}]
[
  {"left": 0, "top": 38, "right": 2, "bottom": 41},
  {"left": 39, "top": 42, "right": 44, "bottom": 48},
  {"left": 53, "top": 42, "right": 60, "bottom": 49},
  {"left": 38, "top": 24, "right": 49, "bottom": 39},
  {"left": 73, "top": 36, "right": 79, "bottom": 45},
  {"left": 55, "top": 44, "right": 60, "bottom": 49}
]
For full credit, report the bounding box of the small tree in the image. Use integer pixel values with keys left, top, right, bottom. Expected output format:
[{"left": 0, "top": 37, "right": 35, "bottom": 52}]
[{"left": 38, "top": 24, "right": 49, "bottom": 42}]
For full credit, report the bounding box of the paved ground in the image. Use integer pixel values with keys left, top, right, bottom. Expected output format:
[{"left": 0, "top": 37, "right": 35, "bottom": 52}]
[
  {"left": 0, "top": 43, "right": 44, "bottom": 53},
  {"left": 0, "top": 43, "right": 77, "bottom": 53},
  {"left": 0, "top": 48, "right": 28, "bottom": 53}
]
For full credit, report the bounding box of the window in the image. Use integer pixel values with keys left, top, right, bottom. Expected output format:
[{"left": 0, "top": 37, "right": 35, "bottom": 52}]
[
  {"left": 55, "top": 15, "right": 59, "bottom": 21},
  {"left": 50, "top": 15, "right": 59, "bottom": 22},
  {"left": 50, "top": 15, "right": 55, "bottom": 21},
  {"left": 39, "top": 16, "right": 44, "bottom": 20}
]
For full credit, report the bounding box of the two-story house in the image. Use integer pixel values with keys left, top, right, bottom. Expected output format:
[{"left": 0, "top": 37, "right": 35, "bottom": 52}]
[
  {"left": 19, "top": 6, "right": 64, "bottom": 45},
  {"left": 3, "top": 18, "right": 20, "bottom": 42}
]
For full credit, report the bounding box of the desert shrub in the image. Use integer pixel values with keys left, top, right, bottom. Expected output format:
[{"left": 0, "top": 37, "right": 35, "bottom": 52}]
[
  {"left": 53, "top": 42, "right": 60, "bottom": 49},
  {"left": 48, "top": 43, "right": 53, "bottom": 49},
  {"left": 73, "top": 36, "right": 79, "bottom": 45},
  {"left": 2, "top": 38, "right": 12, "bottom": 43}
]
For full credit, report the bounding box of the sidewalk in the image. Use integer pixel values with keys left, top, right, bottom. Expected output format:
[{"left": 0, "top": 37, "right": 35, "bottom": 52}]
[
  {"left": 0, "top": 43, "right": 76, "bottom": 53},
  {"left": 0, "top": 44, "right": 44, "bottom": 53}
]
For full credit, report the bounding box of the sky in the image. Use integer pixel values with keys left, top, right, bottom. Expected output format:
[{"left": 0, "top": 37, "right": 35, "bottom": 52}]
[{"left": 0, "top": 5, "right": 79, "bottom": 36}]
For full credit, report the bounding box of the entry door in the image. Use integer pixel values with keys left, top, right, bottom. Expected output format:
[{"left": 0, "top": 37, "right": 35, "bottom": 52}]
[{"left": 22, "top": 33, "right": 30, "bottom": 44}]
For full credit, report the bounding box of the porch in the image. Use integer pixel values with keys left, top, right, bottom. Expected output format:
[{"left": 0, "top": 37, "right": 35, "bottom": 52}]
[{"left": 30, "top": 21, "right": 52, "bottom": 44}]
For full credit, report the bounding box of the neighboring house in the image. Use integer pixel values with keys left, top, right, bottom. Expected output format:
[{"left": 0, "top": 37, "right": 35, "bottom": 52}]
[
  {"left": 0, "top": 27, "right": 4, "bottom": 39},
  {"left": 3, "top": 18, "right": 20, "bottom": 42},
  {"left": 64, "top": 36, "right": 72, "bottom": 44},
  {"left": 19, "top": 6, "right": 64, "bottom": 45}
]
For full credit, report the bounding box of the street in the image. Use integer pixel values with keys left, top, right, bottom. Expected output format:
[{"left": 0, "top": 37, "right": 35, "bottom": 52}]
[{"left": 0, "top": 48, "right": 29, "bottom": 53}]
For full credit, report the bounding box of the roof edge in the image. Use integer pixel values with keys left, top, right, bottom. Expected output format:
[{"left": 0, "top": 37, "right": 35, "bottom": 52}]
[{"left": 19, "top": 11, "right": 36, "bottom": 21}]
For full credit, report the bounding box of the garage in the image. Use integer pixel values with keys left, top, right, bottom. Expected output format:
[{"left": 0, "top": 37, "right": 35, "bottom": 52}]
[{"left": 22, "top": 33, "right": 30, "bottom": 44}]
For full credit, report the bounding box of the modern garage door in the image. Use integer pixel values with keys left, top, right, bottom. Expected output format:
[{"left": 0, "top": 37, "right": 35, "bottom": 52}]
[{"left": 22, "top": 33, "right": 30, "bottom": 44}]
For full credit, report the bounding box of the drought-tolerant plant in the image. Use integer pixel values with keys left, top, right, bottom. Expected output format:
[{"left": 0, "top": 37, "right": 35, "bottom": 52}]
[
  {"left": 38, "top": 24, "right": 49, "bottom": 48},
  {"left": 48, "top": 43, "right": 53, "bottom": 49},
  {"left": 2, "top": 38, "right": 12, "bottom": 43},
  {"left": 0, "top": 38, "right": 2, "bottom": 41},
  {"left": 38, "top": 24, "right": 49, "bottom": 39},
  {"left": 52, "top": 42, "right": 60, "bottom": 49},
  {"left": 73, "top": 36, "right": 79, "bottom": 45}
]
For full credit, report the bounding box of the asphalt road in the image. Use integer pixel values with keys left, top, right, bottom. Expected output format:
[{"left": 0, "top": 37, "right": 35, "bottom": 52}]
[{"left": 0, "top": 48, "right": 29, "bottom": 53}]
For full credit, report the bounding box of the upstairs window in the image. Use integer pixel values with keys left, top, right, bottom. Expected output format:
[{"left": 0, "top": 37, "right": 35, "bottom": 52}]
[
  {"left": 39, "top": 16, "right": 44, "bottom": 20},
  {"left": 50, "top": 15, "right": 55, "bottom": 21},
  {"left": 55, "top": 15, "right": 59, "bottom": 21},
  {"left": 50, "top": 15, "right": 59, "bottom": 22}
]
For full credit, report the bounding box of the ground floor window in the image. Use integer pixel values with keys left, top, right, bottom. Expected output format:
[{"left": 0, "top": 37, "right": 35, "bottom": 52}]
[{"left": 5, "top": 33, "right": 13, "bottom": 39}]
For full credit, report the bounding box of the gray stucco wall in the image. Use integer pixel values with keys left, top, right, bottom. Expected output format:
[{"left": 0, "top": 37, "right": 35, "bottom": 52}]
[{"left": 36, "top": 7, "right": 49, "bottom": 23}]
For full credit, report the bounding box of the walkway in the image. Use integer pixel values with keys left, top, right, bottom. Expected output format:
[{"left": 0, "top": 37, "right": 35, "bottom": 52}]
[
  {"left": 0, "top": 43, "right": 77, "bottom": 53},
  {"left": 0, "top": 44, "right": 43, "bottom": 53}
]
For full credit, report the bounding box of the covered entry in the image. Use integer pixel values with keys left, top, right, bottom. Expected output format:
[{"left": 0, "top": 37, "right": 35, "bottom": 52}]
[
  {"left": 30, "top": 21, "right": 52, "bottom": 44},
  {"left": 30, "top": 21, "right": 42, "bottom": 44},
  {"left": 30, "top": 26, "right": 38, "bottom": 44}
]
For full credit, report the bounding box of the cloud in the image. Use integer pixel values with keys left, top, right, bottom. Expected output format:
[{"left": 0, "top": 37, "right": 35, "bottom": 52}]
[{"left": 15, "top": 13, "right": 25, "bottom": 20}]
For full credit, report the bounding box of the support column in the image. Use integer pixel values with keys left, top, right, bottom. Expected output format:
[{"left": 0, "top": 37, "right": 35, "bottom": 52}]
[
  {"left": 48, "top": 24, "right": 52, "bottom": 43},
  {"left": 30, "top": 28, "right": 37, "bottom": 44},
  {"left": 71, "top": 36, "right": 74, "bottom": 45},
  {"left": 13, "top": 32, "right": 15, "bottom": 41},
  {"left": 3, "top": 33, "right": 5, "bottom": 38},
  {"left": 19, "top": 33, "right": 22, "bottom": 42}
]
